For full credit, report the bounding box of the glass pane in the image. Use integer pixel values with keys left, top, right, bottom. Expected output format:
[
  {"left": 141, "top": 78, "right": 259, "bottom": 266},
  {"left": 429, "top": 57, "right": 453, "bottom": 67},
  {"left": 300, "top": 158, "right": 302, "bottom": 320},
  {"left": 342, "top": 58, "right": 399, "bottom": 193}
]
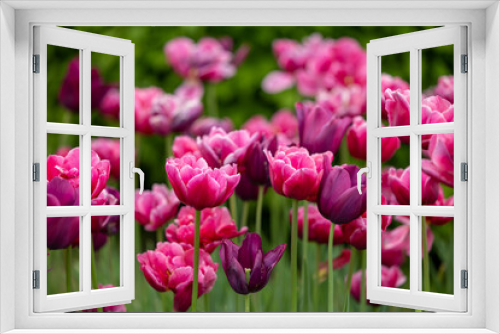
[
  {"left": 47, "top": 216, "right": 80, "bottom": 295},
  {"left": 90, "top": 137, "right": 120, "bottom": 205},
  {"left": 421, "top": 133, "right": 454, "bottom": 205},
  {"left": 47, "top": 134, "right": 81, "bottom": 206},
  {"left": 380, "top": 52, "right": 410, "bottom": 127},
  {"left": 91, "top": 52, "right": 121, "bottom": 127},
  {"left": 380, "top": 215, "right": 410, "bottom": 291},
  {"left": 47, "top": 45, "right": 80, "bottom": 124},
  {"left": 381, "top": 137, "right": 409, "bottom": 205},
  {"left": 91, "top": 215, "right": 121, "bottom": 289},
  {"left": 420, "top": 217, "right": 453, "bottom": 295},
  {"left": 420, "top": 45, "right": 454, "bottom": 125}
]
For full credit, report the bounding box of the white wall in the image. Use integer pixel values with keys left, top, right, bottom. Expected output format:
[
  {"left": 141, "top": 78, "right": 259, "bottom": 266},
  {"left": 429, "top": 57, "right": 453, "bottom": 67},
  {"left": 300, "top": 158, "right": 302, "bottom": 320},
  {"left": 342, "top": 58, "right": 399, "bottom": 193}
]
[
  {"left": 0, "top": 2, "right": 16, "bottom": 333},
  {"left": 485, "top": 2, "right": 500, "bottom": 333}
]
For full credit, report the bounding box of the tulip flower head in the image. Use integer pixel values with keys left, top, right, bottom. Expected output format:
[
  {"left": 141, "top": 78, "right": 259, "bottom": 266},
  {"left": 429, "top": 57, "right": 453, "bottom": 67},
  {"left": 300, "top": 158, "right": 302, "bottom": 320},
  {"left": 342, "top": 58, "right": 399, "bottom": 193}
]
[
  {"left": 387, "top": 167, "right": 439, "bottom": 205},
  {"left": 166, "top": 206, "right": 247, "bottom": 253},
  {"left": 137, "top": 242, "right": 218, "bottom": 312},
  {"left": 219, "top": 233, "right": 286, "bottom": 295},
  {"left": 434, "top": 75, "right": 454, "bottom": 103},
  {"left": 172, "top": 135, "right": 201, "bottom": 159},
  {"left": 350, "top": 266, "right": 406, "bottom": 303},
  {"left": 317, "top": 162, "right": 367, "bottom": 225},
  {"left": 165, "top": 154, "right": 240, "bottom": 211},
  {"left": 135, "top": 184, "right": 180, "bottom": 232},
  {"left": 296, "top": 101, "right": 351, "bottom": 155},
  {"left": 189, "top": 117, "right": 234, "bottom": 137},
  {"left": 266, "top": 146, "right": 332, "bottom": 201},
  {"left": 91, "top": 138, "right": 121, "bottom": 179},
  {"left": 134, "top": 87, "right": 164, "bottom": 135},
  {"left": 422, "top": 133, "right": 454, "bottom": 187}
]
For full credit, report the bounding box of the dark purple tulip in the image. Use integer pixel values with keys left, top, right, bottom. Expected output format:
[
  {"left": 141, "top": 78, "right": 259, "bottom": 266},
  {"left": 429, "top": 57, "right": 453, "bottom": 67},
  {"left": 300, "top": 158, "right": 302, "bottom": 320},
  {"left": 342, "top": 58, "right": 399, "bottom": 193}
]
[
  {"left": 59, "top": 57, "right": 110, "bottom": 112},
  {"left": 317, "top": 159, "right": 366, "bottom": 225},
  {"left": 235, "top": 172, "right": 261, "bottom": 201},
  {"left": 219, "top": 233, "right": 286, "bottom": 295},
  {"left": 47, "top": 176, "right": 80, "bottom": 250},
  {"left": 296, "top": 101, "right": 351, "bottom": 155},
  {"left": 242, "top": 134, "right": 278, "bottom": 186}
]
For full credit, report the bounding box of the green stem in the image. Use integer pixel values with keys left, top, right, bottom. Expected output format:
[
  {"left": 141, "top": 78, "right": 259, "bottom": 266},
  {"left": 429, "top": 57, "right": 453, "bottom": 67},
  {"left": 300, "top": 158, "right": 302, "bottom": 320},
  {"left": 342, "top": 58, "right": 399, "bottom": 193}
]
[
  {"left": 245, "top": 294, "right": 250, "bottom": 313},
  {"left": 207, "top": 84, "right": 218, "bottom": 117},
  {"left": 156, "top": 228, "right": 163, "bottom": 243},
  {"left": 343, "top": 246, "right": 356, "bottom": 312},
  {"left": 301, "top": 201, "right": 309, "bottom": 312},
  {"left": 160, "top": 292, "right": 170, "bottom": 312},
  {"left": 256, "top": 186, "right": 265, "bottom": 236},
  {"left": 204, "top": 293, "right": 210, "bottom": 312},
  {"left": 360, "top": 250, "right": 367, "bottom": 312},
  {"left": 422, "top": 220, "right": 431, "bottom": 292},
  {"left": 191, "top": 210, "right": 201, "bottom": 312},
  {"left": 241, "top": 201, "right": 250, "bottom": 229},
  {"left": 108, "top": 236, "right": 114, "bottom": 284},
  {"left": 291, "top": 199, "right": 299, "bottom": 312},
  {"left": 328, "top": 224, "right": 335, "bottom": 312},
  {"left": 313, "top": 243, "right": 321, "bottom": 312},
  {"left": 65, "top": 247, "right": 72, "bottom": 292},
  {"left": 91, "top": 241, "right": 99, "bottom": 290},
  {"left": 230, "top": 195, "right": 238, "bottom": 229}
]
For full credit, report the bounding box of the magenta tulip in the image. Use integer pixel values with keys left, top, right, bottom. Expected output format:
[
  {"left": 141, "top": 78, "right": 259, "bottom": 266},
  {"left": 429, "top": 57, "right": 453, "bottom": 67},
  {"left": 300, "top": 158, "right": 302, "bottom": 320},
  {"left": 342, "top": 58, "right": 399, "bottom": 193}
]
[
  {"left": 99, "top": 87, "right": 120, "bottom": 119},
  {"left": 387, "top": 167, "right": 439, "bottom": 205},
  {"left": 342, "top": 217, "right": 367, "bottom": 250},
  {"left": 290, "top": 204, "right": 344, "bottom": 245},
  {"left": 422, "top": 133, "right": 454, "bottom": 187},
  {"left": 296, "top": 101, "right": 351, "bottom": 155},
  {"left": 434, "top": 75, "right": 454, "bottom": 103},
  {"left": 346, "top": 116, "right": 400, "bottom": 162},
  {"left": 261, "top": 71, "right": 295, "bottom": 94},
  {"left": 90, "top": 186, "right": 120, "bottom": 251},
  {"left": 317, "top": 162, "right": 367, "bottom": 225},
  {"left": 266, "top": 146, "right": 331, "bottom": 201},
  {"left": 381, "top": 224, "right": 410, "bottom": 267},
  {"left": 318, "top": 249, "right": 351, "bottom": 281},
  {"left": 380, "top": 74, "right": 409, "bottom": 119},
  {"left": 219, "top": 233, "right": 286, "bottom": 295},
  {"left": 166, "top": 206, "right": 247, "bottom": 254},
  {"left": 91, "top": 138, "right": 121, "bottom": 179},
  {"left": 82, "top": 285, "right": 127, "bottom": 313},
  {"left": 427, "top": 188, "right": 454, "bottom": 226},
  {"left": 316, "top": 84, "right": 366, "bottom": 118},
  {"left": 172, "top": 135, "right": 201, "bottom": 159},
  {"left": 135, "top": 87, "right": 163, "bottom": 135},
  {"left": 135, "top": 184, "right": 180, "bottom": 232},
  {"left": 242, "top": 110, "right": 298, "bottom": 146},
  {"left": 189, "top": 117, "right": 234, "bottom": 137},
  {"left": 165, "top": 154, "right": 240, "bottom": 211},
  {"left": 351, "top": 266, "right": 406, "bottom": 302},
  {"left": 197, "top": 128, "right": 258, "bottom": 169},
  {"left": 137, "top": 242, "right": 218, "bottom": 312}
]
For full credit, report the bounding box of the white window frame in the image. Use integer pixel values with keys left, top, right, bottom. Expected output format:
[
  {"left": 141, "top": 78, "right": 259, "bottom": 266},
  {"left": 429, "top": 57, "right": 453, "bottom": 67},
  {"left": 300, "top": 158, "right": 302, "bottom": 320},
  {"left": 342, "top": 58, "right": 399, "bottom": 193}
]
[
  {"left": 366, "top": 26, "right": 467, "bottom": 312},
  {"left": 0, "top": 1, "right": 499, "bottom": 333},
  {"left": 33, "top": 25, "right": 136, "bottom": 313}
]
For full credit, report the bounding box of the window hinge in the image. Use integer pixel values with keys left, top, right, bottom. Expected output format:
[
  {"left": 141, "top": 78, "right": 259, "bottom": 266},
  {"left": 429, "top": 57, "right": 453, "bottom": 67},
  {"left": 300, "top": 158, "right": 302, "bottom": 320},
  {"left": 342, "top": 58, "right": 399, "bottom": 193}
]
[
  {"left": 33, "top": 270, "right": 40, "bottom": 289},
  {"left": 33, "top": 163, "right": 40, "bottom": 182},
  {"left": 461, "top": 162, "right": 468, "bottom": 181},
  {"left": 461, "top": 54, "right": 468, "bottom": 73},
  {"left": 33, "top": 54, "right": 40, "bottom": 73},
  {"left": 461, "top": 270, "right": 468, "bottom": 289}
]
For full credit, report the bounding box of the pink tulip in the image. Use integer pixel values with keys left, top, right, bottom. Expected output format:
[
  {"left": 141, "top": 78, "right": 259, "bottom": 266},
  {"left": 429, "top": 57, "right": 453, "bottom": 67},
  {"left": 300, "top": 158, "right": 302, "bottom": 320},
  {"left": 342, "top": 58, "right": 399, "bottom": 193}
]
[
  {"left": 350, "top": 266, "right": 406, "bottom": 303},
  {"left": 47, "top": 147, "right": 110, "bottom": 203},
  {"left": 290, "top": 204, "right": 344, "bottom": 245},
  {"left": 318, "top": 249, "right": 351, "bottom": 282},
  {"left": 172, "top": 135, "right": 201, "bottom": 159},
  {"left": 421, "top": 96, "right": 454, "bottom": 148},
  {"left": 90, "top": 187, "right": 120, "bottom": 251},
  {"left": 197, "top": 128, "right": 258, "bottom": 168},
  {"left": 82, "top": 285, "right": 127, "bottom": 313},
  {"left": 385, "top": 88, "right": 411, "bottom": 127},
  {"left": 165, "top": 154, "right": 240, "bottom": 210},
  {"left": 387, "top": 167, "right": 439, "bottom": 205},
  {"left": 137, "top": 242, "right": 218, "bottom": 312},
  {"left": 380, "top": 74, "right": 410, "bottom": 119},
  {"left": 242, "top": 110, "right": 298, "bottom": 145},
  {"left": 316, "top": 84, "right": 366, "bottom": 118},
  {"left": 427, "top": 188, "right": 454, "bottom": 226},
  {"left": 262, "top": 71, "right": 295, "bottom": 94},
  {"left": 266, "top": 146, "right": 331, "bottom": 201},
  {"left": 434, "top": 75, "right": 454, "bottom": 103},
  {"left": 242, "top": 115, "right": 275, "bottom": 139},
  {"left": 166, "top": 206, "right": 247, "bottom": 253},
  {"left": 422, "top": 133, "right": 454, "bottom": 187},
  {"left": 135, "top": 184, "right": 180, "bottom": 232},
  {"left": 164, "top": 37, "right": 242, "bottom": 83},
  {"left": 346, "top": 116, "right": 400, "bottom": 162},
  {"left": 189, "top": 117, "right": 234, "bottom": 137},
  {"left": 329, "top": 37, "right": 367, "bottom": 87},
  {"left": 149, "top": 82, "right": 203, "bottom": 136},
  {"left": 91, "top": 138, "right": 121, "bottom": 179},
  {"left": 99, "top": 87, "right": 120, "bottom": 119},
  {"left": 342, "top": 217, "right": 367, "bottom": 250},
  {"left": 135, "top": 87, "right": 163, "bottom": 135}
]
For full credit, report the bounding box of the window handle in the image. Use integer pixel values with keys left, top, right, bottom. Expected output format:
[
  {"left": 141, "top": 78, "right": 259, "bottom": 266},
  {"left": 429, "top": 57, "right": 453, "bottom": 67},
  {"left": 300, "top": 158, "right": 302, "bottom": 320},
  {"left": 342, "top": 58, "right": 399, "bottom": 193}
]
[
  {"left": 357, "top": 162, "right": 371, "bottom": 195},
  {"left": 129, "top": 162, "right": 145, "bottom": 194}
]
